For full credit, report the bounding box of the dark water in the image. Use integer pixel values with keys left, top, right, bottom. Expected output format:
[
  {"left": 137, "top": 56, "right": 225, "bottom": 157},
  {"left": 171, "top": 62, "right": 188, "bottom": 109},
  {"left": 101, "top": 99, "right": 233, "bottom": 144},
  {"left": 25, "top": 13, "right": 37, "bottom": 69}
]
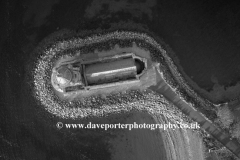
[
  {"left": 1, "top": 0, "right": 240, "bottom": 159},
  {"left": 151, "top": 1, "right": 240, "bottom": 90}
]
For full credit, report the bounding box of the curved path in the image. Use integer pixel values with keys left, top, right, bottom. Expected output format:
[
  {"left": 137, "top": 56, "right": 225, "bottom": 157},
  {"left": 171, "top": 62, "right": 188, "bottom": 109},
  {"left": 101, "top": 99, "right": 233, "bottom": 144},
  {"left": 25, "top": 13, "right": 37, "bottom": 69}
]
[{"left": 149, "top": 67, "right": 240, "bottom": 158}]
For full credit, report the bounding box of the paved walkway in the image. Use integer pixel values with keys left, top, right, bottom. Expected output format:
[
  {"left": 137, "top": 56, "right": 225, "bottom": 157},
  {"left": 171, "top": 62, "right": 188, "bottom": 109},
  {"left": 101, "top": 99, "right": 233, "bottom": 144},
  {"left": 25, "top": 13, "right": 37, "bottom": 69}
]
[{"left": 149, "top": 69, "right": 240, "bottom": 158}]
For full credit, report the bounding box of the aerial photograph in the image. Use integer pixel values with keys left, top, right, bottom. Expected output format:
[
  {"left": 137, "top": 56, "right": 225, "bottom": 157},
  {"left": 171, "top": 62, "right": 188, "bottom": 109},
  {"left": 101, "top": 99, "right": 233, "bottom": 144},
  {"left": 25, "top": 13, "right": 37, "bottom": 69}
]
[{"left": 1, "top": 0, "right": 240, "bottom": 160}]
